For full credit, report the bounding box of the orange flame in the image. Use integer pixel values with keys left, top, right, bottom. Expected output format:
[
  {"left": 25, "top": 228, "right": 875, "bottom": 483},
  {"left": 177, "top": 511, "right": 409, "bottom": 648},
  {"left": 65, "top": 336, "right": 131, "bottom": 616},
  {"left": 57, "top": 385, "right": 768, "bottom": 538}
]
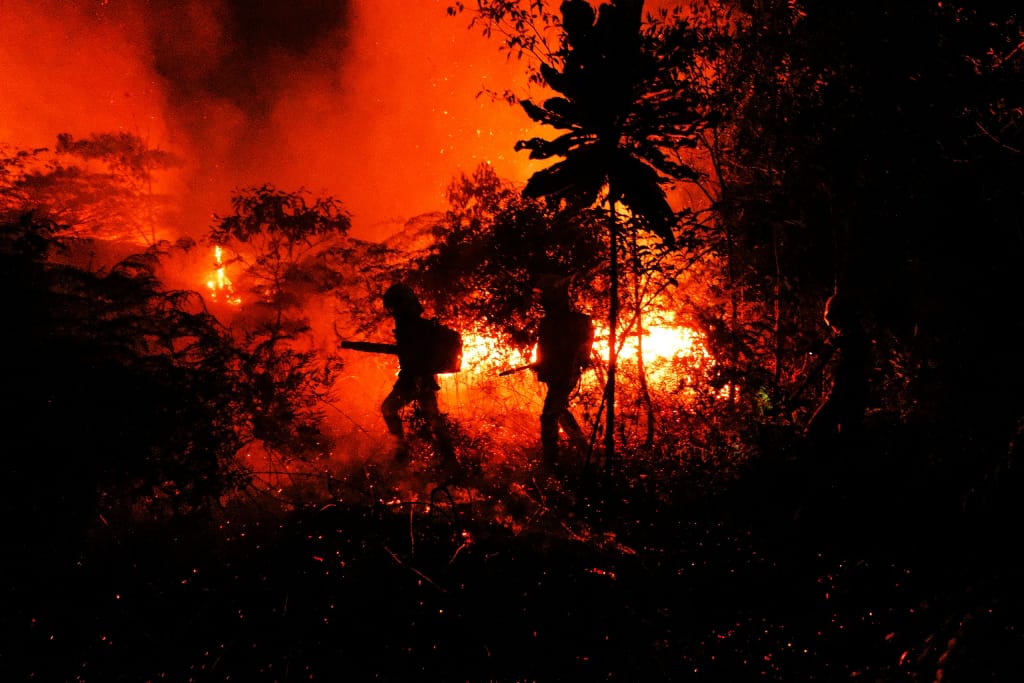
[
  {"left": 206, "top": 246, "right": 240, "bottom": 305},
  {"left": 449, "top": 313, "right": 712, "bottom": 383},
  {"left": 594, "top": 322, "right": 702, "bottom": 366}
]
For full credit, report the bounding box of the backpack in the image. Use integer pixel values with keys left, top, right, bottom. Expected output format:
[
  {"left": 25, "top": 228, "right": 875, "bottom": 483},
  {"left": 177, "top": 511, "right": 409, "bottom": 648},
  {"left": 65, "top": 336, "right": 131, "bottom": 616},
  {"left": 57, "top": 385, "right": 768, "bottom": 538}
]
[
  {"left": 535, "top": 310, "right": 593, "bottom": 383},
  {"left": 427, "top": 319, "right": 463, "bottom": 374},
  {"left": 574, "top": 312, "right": 595, "bottom": 370}
]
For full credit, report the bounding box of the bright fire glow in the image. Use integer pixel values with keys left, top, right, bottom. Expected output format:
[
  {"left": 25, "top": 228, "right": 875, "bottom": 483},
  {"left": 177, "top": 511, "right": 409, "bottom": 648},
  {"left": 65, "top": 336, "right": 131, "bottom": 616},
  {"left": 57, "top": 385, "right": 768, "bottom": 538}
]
[
  {"left": 449, "top": 313, "right": 712, "bottom": 381},
  {"left": 457, "top": 332, "right": 534, "bottom": 375},
  {"left": 592, "top": 319, "right": 716, "bottom": 390},
  {"left": 206, "top": 246, "right": 240, "bottom": 305},
  {"left": 594, "top": 323, "right": 703, "bottom": 365}
]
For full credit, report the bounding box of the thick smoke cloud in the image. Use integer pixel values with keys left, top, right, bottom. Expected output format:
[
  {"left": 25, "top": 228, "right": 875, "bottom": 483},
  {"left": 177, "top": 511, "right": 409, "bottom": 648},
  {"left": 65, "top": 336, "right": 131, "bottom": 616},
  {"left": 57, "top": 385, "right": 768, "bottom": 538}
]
[
  {"left": 146, "top": 0, "right": 353, "bottom": 122},
  {"left": 1, "top": 0, "right": 541, "bottom": 240}
]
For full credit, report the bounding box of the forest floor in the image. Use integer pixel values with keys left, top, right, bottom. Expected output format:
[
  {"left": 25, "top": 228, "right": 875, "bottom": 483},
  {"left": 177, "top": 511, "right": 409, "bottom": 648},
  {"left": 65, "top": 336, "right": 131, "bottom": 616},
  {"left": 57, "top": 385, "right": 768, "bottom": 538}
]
[{"left": 4, "top": 428, "right": 1022, "bottom": 682}]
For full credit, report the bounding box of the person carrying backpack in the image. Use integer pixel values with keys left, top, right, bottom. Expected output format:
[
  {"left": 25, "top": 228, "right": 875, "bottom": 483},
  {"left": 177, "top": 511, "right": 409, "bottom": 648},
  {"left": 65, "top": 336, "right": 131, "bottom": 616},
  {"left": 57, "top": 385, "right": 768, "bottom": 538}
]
[
  {"left": 379, "top": 283, "right": 456, "bottom": 465},
  {"left": 806, "top": 291, "right": 871, "bottom": 447},
  {"left": 533, "top": 274, "right": 594, "bottom": 468}
]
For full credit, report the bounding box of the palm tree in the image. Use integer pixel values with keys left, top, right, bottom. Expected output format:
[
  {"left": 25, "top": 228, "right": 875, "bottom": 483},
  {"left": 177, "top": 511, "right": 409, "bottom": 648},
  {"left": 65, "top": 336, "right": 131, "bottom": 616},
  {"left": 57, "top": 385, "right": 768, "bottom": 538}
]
[{"left": 514, "top": 0, "right": 716, "bottom": 467}]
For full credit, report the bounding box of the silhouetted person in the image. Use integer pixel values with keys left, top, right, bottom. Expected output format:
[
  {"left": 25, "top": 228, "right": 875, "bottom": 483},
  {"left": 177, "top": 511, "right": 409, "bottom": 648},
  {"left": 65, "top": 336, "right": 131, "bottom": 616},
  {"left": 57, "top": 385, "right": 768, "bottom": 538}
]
[
  {"left": 380, "top": 283, "right": 455, "bottom": 464},
  {"left": 807, "top": 292, "right": 871, "bottom": 447},
  {"left": 533, "top": 275, "right": 594, "bottom": 466}
]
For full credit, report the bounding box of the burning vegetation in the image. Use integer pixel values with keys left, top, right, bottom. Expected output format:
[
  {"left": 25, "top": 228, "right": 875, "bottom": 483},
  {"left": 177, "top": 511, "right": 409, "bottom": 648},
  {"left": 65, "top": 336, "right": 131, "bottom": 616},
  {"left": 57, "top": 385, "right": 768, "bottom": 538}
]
[{"left": 3, "top": 1, "right": 1024, "bottom": 681}]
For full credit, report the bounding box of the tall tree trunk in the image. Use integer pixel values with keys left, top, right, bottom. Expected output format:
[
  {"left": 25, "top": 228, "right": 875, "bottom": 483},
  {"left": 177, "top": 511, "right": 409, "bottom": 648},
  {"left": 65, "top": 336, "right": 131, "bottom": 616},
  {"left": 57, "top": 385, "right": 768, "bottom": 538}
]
[
  {"left": 605, "top": 196, "right": 619, "bottom": 471},
  {"left": 773, "top": 222, "right": 783, "bottom": 403},
  {"left": 631, "top": 228, "right": 655, "bottom": 448}
]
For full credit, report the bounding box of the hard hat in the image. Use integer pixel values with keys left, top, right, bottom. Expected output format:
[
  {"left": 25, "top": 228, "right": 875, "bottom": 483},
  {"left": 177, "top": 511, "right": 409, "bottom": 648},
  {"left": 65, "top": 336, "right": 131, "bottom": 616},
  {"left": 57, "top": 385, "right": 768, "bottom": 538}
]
[
  {"left": 533, "top": 273, "right": 572, "bottom": 304},
  {"left": 383, "top": 283, "right": 423, "bottom": 315},
  {"left": 824, "top": 293, "right": 856, "bottom": 331}
]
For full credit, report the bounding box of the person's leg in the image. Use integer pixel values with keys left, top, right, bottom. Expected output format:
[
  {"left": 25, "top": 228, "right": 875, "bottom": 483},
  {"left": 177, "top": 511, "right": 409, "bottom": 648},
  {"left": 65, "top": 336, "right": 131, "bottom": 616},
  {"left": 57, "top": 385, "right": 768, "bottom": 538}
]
[
  {"left": 559, "top": 409, "right": 586, "bottom": 450},
  {"left": 382, "top": 382, "right": 413, "bottom": 460},
  {"left": 807, "top": 398, "right": 840, "bottom": 448},
  {"left": 417, "top": 388, "right": 456, "bottom": 462},
  {"left": 541, "top": 381, "right": 573, "bottom": 462},
  {"left": 381, "top": 384, "right": 408, "bottom": 437}
]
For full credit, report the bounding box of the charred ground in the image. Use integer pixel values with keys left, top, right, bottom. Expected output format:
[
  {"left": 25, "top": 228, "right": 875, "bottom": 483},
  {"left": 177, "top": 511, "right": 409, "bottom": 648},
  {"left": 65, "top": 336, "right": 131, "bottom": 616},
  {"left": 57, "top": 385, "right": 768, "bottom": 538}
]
[{"left": 5, "top": 419, "right": 1021, "bottom": 682}]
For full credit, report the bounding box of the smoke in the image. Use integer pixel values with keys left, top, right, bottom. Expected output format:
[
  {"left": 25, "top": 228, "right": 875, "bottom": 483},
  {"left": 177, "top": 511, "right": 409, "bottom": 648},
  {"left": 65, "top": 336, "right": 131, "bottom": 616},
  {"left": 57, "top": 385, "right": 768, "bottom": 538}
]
[{"left": 1, "top": 0, "right": 542, "bottom": 240}]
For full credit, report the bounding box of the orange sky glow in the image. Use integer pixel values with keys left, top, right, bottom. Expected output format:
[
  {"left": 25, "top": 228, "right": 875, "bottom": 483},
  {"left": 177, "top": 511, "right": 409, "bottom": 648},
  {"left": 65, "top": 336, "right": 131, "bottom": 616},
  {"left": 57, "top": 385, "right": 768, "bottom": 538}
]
[
  {"left": 0, "top": 0, "right": 557, "bottom": 241},
  {"left": 2, "top": 0, "right": 689, "bottom": 242}
]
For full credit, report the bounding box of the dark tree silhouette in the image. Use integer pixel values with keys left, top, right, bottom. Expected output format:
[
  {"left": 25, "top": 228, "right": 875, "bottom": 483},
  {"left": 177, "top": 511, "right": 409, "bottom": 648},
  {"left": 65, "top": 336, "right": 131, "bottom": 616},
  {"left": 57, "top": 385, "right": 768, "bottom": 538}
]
[
  {"left": 0, "top": 213, "right": 251, "bottom": 557},
  {"left": 0, "top": 133, "right": 182, "bottom": 245},
  {"left": 708, "top": 2, "right": 1024, "bottom": 446},
  {"left": 209, "top": 184, "right": 352, "bottom": 306},
  {"left": 413, "top": 163, "right": 605, "bottom": 355},
  {"left": 209, "top": 184, "right": 352, "bottom": 459},
  {"left": 513, "top": 0, "right": 718, "bottom": 466}
]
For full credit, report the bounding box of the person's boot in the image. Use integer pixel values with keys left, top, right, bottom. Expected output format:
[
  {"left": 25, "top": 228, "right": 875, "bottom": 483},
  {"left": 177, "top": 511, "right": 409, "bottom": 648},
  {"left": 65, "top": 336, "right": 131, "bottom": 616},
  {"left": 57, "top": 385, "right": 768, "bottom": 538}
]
[
  {"left": 541, "top": 441, "right": 560, "bottom": 473},
  {"left": 435, "top": 438, "right": 464, "bottom": 476},
  {"left": 391, "top": 438, "right": 410, "bottom": 463}
]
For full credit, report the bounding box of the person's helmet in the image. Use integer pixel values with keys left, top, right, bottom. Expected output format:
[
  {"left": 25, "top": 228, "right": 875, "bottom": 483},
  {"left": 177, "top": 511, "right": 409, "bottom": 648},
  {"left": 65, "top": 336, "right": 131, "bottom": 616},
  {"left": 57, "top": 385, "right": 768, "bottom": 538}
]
[
  {"left": 824, "top": 292, "right": 857, "bottom": 332},
  {"left": 383, "top": 283, "right": 423, "bottom": 316},
  {"left": 533, "top": 273, "right": 572, "bottom": 307}
]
